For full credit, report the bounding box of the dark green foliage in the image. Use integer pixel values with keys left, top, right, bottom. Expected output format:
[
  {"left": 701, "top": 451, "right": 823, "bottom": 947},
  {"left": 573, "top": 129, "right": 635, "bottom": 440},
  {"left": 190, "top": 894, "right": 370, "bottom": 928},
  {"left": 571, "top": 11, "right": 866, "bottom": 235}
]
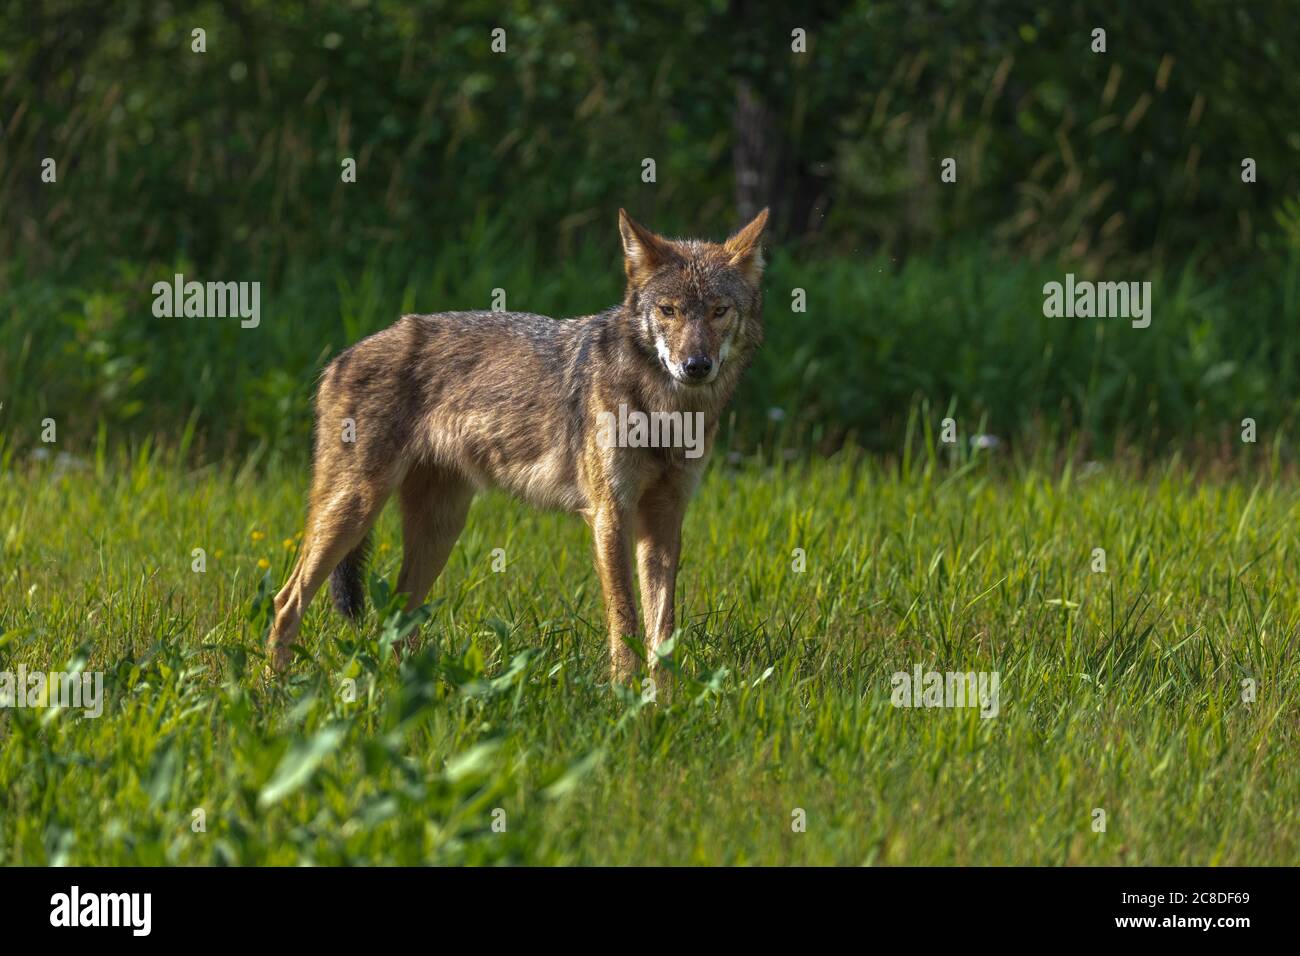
[{"left": 2, "top": 1, "right": 1297, "bottom": 456}]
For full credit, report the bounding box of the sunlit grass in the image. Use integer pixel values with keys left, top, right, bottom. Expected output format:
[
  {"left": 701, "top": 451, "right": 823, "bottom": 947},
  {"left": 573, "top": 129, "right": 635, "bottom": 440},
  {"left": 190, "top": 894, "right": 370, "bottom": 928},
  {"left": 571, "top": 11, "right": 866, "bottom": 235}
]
[{"left": 0, "top": 441, "right": 1297, "bottom": 864}]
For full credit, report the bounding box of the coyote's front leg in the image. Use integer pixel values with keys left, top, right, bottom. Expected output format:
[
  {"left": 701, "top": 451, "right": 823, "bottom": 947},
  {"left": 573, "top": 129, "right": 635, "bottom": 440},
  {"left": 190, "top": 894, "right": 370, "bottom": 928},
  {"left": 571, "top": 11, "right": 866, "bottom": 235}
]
[
  {"left": 636, "top": 480, "right": 687, "bottom": 672},
  {"left": 590, "top": 504, "right": 640, "bottom": 682}
]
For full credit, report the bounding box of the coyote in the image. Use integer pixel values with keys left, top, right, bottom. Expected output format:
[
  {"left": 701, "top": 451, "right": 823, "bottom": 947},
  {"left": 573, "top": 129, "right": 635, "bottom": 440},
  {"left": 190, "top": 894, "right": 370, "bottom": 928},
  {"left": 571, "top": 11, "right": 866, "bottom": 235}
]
[{"left": 268, "top": 208, "right": 769, "bottom": 681}]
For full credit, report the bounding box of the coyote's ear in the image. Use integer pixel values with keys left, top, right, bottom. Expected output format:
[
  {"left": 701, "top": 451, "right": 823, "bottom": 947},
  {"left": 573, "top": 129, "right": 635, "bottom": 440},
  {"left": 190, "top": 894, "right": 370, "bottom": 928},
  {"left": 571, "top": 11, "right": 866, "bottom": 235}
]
[
  {"left": 723, "top": 207, "right": 769, "bottom": 285},
  {"left": 618, "top": 209, "right": 672, "bottom": 286}
]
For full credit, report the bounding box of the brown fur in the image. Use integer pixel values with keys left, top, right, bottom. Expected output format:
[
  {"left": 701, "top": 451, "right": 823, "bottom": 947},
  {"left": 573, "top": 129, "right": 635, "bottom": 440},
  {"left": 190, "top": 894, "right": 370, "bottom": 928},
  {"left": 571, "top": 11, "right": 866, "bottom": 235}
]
[{"left": 268, "top": 208, "right": 769, "bottom": 681}]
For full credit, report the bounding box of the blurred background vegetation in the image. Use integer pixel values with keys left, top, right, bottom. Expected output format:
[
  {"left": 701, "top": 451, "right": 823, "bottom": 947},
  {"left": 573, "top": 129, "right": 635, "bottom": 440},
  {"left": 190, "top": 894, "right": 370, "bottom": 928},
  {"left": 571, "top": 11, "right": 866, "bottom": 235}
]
[{"left": 2, "top": 0, "right": 1298, "bottom": 460}]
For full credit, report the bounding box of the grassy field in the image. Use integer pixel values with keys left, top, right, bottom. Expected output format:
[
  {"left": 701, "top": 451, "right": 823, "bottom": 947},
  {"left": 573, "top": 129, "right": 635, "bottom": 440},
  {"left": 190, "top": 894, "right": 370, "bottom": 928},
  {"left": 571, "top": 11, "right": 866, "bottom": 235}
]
[
  {"left": 5, "top": 245, "right": 1299, "bottom": 458},
  {"left": 1, "top": 439, "right": 1297, "bottom": 865}
]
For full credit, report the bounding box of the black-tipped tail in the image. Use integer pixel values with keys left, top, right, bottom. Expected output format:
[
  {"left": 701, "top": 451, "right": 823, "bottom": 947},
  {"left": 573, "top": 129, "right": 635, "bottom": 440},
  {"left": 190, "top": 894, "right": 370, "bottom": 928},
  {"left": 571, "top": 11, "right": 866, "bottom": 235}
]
[{"left": 330, "top": 533, "right": 372, "bottom": 621}]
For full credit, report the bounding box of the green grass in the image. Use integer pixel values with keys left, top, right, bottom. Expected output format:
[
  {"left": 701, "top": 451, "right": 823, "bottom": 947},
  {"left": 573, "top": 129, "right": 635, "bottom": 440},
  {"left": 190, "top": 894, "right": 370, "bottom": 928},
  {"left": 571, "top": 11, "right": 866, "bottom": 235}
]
[
  {"left": 1, "top": 439, "right": 1297, "bottom": 865},
  {"left": 5, "top": 243, "right": 1299, "bottom": 459}
]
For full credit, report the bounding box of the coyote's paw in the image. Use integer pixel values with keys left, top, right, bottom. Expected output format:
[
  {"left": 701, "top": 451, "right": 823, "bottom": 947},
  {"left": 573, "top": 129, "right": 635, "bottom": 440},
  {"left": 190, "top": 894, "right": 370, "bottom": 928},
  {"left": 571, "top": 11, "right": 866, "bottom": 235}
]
[
  {"left": 608, "top": 658, "right": 639, "bottom": 687},
  {"left": 265, "top": 640, "right": 293, "bottom": 676}
]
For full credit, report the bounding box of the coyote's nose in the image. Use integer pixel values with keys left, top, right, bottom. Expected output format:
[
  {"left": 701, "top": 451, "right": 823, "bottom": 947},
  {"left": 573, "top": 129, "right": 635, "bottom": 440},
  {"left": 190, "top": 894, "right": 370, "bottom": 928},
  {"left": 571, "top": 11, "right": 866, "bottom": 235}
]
[{"left": 682, "top": 355, "right": 713, "bottom": 380}]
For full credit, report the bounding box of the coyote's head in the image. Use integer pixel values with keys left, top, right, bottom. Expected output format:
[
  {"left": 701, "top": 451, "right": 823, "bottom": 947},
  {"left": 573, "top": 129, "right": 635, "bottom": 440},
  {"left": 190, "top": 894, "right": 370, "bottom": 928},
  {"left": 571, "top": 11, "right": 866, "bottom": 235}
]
[{"left": 618, "top": 208, "right": 768, "bottom": 388}]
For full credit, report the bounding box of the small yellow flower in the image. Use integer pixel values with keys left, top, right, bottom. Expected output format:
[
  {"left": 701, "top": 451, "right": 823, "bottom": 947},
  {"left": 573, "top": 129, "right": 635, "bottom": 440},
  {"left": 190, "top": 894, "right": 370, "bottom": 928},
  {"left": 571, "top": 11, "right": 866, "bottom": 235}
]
[
  {"left": 294, "top": 531, "right": 304, "bottom": 540},
  {"left": 257, "top": 558, "right": 270, "bottom": 570},
  {"left": 214, "top": 549, "right": 224, "bottom": 559},
  {"left": 283, "top": 538, "right": 295, "bottom": 550},
  {"left": 251, "top": 530, "right": 266, "bottom": 542},
  {"left": 378, "top": 542, "right": 391, "bottom": 553}
]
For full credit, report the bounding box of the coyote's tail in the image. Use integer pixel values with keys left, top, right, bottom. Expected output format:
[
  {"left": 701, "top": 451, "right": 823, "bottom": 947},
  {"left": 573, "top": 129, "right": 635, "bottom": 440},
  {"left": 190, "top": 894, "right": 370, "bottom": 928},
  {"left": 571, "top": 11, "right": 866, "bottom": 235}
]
[{"left": 329, "top": 533, "right": 372, "bottom": 621}]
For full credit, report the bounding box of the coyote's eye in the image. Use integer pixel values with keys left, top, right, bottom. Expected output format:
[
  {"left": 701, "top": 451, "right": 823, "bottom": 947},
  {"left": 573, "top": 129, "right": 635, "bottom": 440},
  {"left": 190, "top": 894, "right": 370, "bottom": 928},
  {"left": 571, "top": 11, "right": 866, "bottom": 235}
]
[
  {"left": 658, "top": 304, "right": 675, "bottom": 317},
  {"left": 712, "top": 305, "right": 729, "bottom": 318}
]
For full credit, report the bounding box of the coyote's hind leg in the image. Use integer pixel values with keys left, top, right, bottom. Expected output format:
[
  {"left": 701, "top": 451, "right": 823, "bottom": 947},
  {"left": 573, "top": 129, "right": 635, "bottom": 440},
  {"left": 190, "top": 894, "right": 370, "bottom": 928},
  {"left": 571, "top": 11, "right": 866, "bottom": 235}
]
[
  {"left": 392, "top": 463, "right": 473, "bottom": 652},
  {"left": 268, "top": 473, "right": 396, "bottom": 672}
]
